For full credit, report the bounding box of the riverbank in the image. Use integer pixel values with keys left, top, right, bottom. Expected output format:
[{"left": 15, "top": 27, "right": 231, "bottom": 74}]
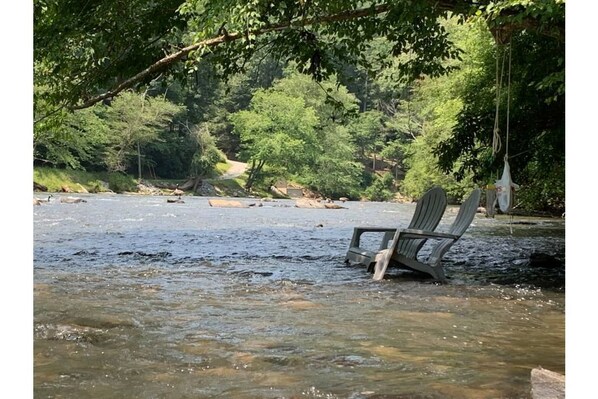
[
  {"left": 33, "top": 166, "right": 564, "bottom": 217},
  {"left": 33, "top": 164, "right": 264, "bottom": 198},
  {"left": 33, "top": 165, "right": 339, "bottom": 202}
]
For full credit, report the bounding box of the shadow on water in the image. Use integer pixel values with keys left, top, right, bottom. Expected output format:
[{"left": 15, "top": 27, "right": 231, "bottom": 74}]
[{"left": 33, "top": 194, "right": 565, "bottom": 399}]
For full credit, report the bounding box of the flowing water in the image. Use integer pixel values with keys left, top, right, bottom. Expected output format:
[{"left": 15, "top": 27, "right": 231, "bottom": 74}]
[{"left": 34, "top": 194, "right": 565, "bottom": 399}]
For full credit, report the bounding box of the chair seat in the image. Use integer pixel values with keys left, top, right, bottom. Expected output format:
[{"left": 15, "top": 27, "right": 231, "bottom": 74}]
[{"left": 345, "top": 246, "right": 377, "bottom": 266}]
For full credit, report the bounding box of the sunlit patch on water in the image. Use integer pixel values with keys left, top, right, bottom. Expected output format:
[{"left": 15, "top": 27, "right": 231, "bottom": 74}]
[{"left": 34, "top": 194, "right": 564, "bottom": 398}]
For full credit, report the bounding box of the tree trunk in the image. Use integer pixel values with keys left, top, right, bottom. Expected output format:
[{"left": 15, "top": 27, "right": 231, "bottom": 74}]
[
  {"left": 192, "top": 177, "right": 202, "bottom": 193},
  {"left": 244, "top": 159, "right": 265, "bottom": 191},
  {"left": 137, "top": 141, "right": 142, "bottom": 181}
]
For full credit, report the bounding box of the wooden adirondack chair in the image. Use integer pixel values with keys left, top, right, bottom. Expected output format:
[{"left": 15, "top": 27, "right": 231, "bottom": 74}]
[
  {"left": 345, "top": 186, "right": 447, "bottom": 271},
  {"left": 372, "top": 188, "right": 482, "bottom": 282}
]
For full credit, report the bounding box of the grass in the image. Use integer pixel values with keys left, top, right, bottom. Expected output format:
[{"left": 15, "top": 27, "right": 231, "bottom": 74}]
[
  {"left": 214, "top": 161, "right": 231, "bottom": 175},
  {"left": 33, "top": 167, "right": 138, "bottom": 193}
]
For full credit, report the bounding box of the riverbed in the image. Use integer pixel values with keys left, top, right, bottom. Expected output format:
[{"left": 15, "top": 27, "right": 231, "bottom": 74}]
[{"left": 34, "top": 193, "right": 565, "bottom": 398}]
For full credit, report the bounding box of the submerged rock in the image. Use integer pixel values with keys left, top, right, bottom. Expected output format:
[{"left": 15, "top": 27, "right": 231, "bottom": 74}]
[
  {"left": 60, "top": 196, "right": 87, "bottom": 204},
  {"left": 34, "top": 323, "right": 106, "bottom": 344},
  {"left": 528, "top": 252, "right": 563, "bottom": 269}
]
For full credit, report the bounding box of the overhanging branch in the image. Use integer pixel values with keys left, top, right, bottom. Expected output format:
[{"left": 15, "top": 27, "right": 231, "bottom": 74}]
[{"left": 72, "top": 4, "right": 395, "bottom": 110}]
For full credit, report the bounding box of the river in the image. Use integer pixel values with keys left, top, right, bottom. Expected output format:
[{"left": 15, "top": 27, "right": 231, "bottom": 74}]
[{"left": 33, "top": 193, "right": 565, "bottom": 398}]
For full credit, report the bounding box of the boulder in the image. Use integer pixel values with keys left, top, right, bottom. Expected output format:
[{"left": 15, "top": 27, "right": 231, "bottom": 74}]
[
  {"left": 531, "top": 367, "right": 565, "bottom": 399},
  {"left": 34, "top": 181, "right": 48, "bottom": 192},
  {"left": 61, "top": 185, "right": 73, "bottom": 193},
  {"left": 295, "top": 199, "right": 325, "bottom": 209},
  {"left": 295, "top": 199, "right": 345, "bottom": 209},
  {"left": 270, "top": 185, "right": 289, "bottom": 199},
  {"left": 208, "top": 199, "right": 248, "bottom": 208},
  {"left": 179, "top": 178, "right": 199, "bottom": 191},
  {"left": 198, "top": 181, "right": 217, "bottom": 196}
]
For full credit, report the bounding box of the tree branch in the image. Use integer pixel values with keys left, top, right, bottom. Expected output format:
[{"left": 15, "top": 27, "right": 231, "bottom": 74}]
[{"left": 72, "top": 3, "right": 395, "bottom": 110}]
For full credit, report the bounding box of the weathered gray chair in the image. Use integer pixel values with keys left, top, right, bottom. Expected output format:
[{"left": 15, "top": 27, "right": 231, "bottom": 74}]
[
  {"left": 345, "top": 186, "right": 447, "bottom": 271},
  {"left": 372, "top": 188, "right": 482, "bottom": 282}
]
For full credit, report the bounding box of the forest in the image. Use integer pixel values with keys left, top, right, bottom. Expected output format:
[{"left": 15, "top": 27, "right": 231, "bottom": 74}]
[{"left": 33, "top": 0, "right": 565, "bottom": 214}]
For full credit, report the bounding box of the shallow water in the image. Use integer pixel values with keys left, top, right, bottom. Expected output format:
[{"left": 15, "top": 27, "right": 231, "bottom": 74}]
[{"left": 34, "top": 193, "right": 565, "bottom": 398}]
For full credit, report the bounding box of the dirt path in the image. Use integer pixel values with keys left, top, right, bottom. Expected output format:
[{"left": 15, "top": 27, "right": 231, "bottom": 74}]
[{"left": 218, "top": 160, "right": 248, "bottom": 180}]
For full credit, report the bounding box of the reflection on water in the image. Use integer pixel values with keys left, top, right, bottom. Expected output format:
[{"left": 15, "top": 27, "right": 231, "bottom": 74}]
[{"left": 34, "top": 194, "right": 565, "bottom": 398}]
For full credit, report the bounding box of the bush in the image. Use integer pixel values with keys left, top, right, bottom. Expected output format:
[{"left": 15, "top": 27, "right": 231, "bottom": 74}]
[
  {"left": 364, "top": 173, "right": 395, "bottom": 202},
  {"left": 108, "top": 173, "right": 137, "bottom": 193}
]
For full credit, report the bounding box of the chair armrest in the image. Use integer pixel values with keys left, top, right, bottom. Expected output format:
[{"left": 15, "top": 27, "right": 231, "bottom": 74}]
[
  {"left": 398, "top": 229, "right": 460, "bottom": 241},
  {"left": 353, "top": 227, "right": 399, "bottom": 233},
  {"left": 349, "top": 227, "right": 398, "bottom": 248}
]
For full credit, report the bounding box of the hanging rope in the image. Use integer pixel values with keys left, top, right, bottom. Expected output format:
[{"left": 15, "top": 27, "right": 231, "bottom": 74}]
[
  {"left": 506, "top": 41, "right": 514, "bottom": 235},
  {"left": 505, "top": 41, "right": 512, "bottom": 159},
  {"left": 492, "top": 45, "right": 507, "bottom": 157}
]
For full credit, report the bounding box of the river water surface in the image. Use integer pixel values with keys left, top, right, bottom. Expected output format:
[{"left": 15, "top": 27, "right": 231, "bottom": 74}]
[{"left": 34, "top": 194, "right": 565, "bottom": 399}]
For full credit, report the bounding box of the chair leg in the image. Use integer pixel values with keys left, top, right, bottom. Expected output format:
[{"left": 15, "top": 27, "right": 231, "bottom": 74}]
[
  {"left": 373, "top": 230, "right": 401, "bottom": 281},
  {"left": 373, "top": 230, "right": 402, "bottom": 280},
  {"left": 372, "top": 249, "right": 392, "bottom": 280}
]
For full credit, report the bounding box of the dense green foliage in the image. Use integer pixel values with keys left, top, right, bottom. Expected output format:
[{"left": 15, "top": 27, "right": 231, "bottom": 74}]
[
  {"left": 33, "top": 0, "right": 565, "bottom": 212},
  {"left": 34, "top": 0, "right": 187, "bottom": 110}
]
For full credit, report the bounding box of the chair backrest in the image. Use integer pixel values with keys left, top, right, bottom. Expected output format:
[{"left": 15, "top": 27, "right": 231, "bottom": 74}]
[
  {"left": 448, "top": 188, "right": 482, "bottom": 236},
  {"left": 428, "top": 188, "right": 481, "bottom": 265},
  {"left": 398, "top": 186, "right": 447, "bottom": 259}
]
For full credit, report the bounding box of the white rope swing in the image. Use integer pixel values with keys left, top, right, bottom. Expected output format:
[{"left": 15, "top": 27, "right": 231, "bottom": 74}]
[{"left": 492, "top": 41, "right": 519, "bottom": 230}]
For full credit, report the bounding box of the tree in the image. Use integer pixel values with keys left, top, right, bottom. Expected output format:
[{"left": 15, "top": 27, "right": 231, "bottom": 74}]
[
  {"left": 398, "top": 18, "right": 489, "bottom": 201},
  {"left": 302, "top": 125, "right": 363, "bottom": 199},
  {"left": 265, "top": 71, "right": 363, "bottom": 197},
  {"left": 189, "top": 123, "right": 225, "bottom": 178},
  {"left": 102, "top": 91, "right": 183, "bottom": 176},
  {"left": 364, "top": 172, "right": 395, "bottom": 202},
  {"left": 230, "top": 89, "right": 320, "bottom": 191},
  {"left": 33, "top": 103, "right": 110, "bottom": 170},
  {"left": 347, "top": 110, "right": 386, "bottom": 169}
]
